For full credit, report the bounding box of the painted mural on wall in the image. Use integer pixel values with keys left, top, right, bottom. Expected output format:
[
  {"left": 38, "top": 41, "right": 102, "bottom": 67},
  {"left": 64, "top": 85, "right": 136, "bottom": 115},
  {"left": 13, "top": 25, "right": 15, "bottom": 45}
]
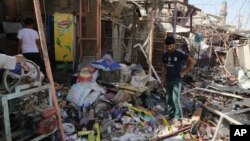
[{"left": 54, "top": 12, "right": 73, "bottom": 61}]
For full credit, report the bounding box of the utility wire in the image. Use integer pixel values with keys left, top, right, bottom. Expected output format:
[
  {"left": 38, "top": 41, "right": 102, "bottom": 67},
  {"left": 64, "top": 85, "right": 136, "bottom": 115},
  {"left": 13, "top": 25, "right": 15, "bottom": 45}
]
[
  {"left": 239, "top": 0, "right": 248, "bottom": 29},
  {"left": 228, "top": 0, "right": 238, "bottom": 9},
  {"left": 244, "top": 1, "right": 250, "bottom": 29},
  {"left": 229, "top": 0, "right": 247, "bottom": 25}
]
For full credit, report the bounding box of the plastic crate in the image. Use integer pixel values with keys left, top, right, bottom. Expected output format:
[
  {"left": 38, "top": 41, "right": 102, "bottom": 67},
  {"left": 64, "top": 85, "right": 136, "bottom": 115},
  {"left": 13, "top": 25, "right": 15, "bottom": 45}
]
[{"left": 100, "top": 70, "right": 120, "bottom": 83}]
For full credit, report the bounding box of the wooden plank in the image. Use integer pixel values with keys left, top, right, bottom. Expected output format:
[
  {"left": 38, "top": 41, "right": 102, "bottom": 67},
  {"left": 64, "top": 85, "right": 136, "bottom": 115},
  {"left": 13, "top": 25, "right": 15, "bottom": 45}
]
[
  {"left": 184, "top": 133, "right": 197, "bottom": 141},
  {"left": 184, "top": 107, "right": 203, "bottom": 125},
  {"left": 150, "top": 125, "right": 191, "bottom": 141},
  {"left": 224, "top": 47, "right": 236, "bottom": 74},
  {"left": 191, "top": 108, "right": 203, "bottom": 122},
  {"left": 243, "top": 45, "right": 250, "bottom": 70},
  {"left": 33, "top": 0, "right": 65, "bottom": 140}
]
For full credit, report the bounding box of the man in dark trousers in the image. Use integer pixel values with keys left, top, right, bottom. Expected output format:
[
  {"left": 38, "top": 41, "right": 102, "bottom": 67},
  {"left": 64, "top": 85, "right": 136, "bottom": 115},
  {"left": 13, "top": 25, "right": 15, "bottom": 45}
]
[
  {"left": 162, "top": 36, "right": 196, "bottom": 127},
  {"left": 17, "top": 17, "right": 45, "bottom": 75}
]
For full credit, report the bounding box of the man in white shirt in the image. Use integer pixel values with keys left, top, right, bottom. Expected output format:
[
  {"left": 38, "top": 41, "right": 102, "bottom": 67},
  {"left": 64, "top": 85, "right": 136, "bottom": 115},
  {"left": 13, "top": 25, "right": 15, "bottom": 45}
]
[{"left": 17, "top": 17, "right": 45, "bottom": 74}]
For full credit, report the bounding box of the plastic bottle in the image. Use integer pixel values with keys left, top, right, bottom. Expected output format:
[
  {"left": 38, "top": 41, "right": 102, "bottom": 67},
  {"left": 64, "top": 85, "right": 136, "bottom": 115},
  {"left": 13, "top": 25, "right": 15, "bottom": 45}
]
[{"left": 107, "top": 114, "right": 112, "bottom": 140}]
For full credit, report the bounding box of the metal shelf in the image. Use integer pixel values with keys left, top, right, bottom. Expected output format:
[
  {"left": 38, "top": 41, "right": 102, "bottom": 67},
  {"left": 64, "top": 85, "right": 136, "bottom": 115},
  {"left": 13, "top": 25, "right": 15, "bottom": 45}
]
[{"left": 0, "top": 83, "right": 56, "bottom": 141}]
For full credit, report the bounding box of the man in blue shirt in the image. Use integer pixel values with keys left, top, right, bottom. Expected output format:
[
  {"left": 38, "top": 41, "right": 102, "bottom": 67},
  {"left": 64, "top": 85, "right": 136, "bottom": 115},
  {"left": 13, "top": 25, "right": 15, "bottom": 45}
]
[{"left": 162, "top": 36, "right": 196, "bottom": 127}]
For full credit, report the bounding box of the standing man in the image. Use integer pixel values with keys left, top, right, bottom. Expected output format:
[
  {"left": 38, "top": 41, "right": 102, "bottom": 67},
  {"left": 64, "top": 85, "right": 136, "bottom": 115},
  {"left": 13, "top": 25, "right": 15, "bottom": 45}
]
[
  {"left": 162, "top": 36, "right": 196, "bottom": 127},
  {"left": 17, "top": 17, "right": 45, "bottom": 74}
]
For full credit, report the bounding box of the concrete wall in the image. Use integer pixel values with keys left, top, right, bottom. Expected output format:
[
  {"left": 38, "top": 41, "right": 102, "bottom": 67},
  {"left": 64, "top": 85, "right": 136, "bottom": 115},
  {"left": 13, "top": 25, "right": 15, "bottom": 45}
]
[{"left": 237, "top": 45, "right": 250, "bottom": 70}]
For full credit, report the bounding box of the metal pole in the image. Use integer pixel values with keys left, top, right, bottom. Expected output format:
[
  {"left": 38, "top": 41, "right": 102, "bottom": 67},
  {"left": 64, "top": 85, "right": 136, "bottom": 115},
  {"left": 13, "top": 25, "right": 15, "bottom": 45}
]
[
  {"left": 211, "top": 116, "right": 224, "bottom": 141},
  {"left": 203, "top": 104, "right": 243, "bottom": 125},
  {"left": 195, "top": 87, "right": 244, "bottom": 99},
  {"left": 196, "top": 42, "right": 200, "bottom": 79},
  {"left": 148, "top": 0, "right": 156, "bottom": 75},
  {"left": 134, "top": 43, "right": 163, "bottom": 90},
  {"left": 173, "top": 0, "right": 177, "bottom": 38},
  {"left": 1, "top": 96, "right": 11, "bottom": 141},
  {"left": 96, "top": 0, "right": 101, "bottom": 59},
  {"left": 79, "top": 0, "right": 83, "bottom": 62},
  {"left": 131, "top": 5, "right": 136, "bottom": 63}
]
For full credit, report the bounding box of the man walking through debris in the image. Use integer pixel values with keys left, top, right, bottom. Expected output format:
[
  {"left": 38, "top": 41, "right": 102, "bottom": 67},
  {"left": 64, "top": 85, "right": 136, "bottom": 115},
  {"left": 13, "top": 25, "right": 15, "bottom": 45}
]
[
  {"left": 162, "top": 36, "right": 196, "bottom": 127},
  {"left": 17, "top": 17, "right": 45, "bottom": 74}
]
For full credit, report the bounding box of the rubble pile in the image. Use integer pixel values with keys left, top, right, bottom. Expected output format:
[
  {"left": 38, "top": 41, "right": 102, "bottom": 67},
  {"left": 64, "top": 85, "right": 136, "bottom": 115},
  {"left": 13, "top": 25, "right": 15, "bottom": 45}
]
[{"left": 52, "top": 53, "right": 250, "bottom": 141}]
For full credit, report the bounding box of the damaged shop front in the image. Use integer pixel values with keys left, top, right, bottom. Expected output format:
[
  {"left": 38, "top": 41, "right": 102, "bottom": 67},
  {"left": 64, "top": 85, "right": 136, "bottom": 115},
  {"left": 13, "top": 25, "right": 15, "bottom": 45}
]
[
  {"left": 53, "top": 1, "right": 250, "bottom": 139},
  {"left": 1, "top": 0, "right": 250, "bottom": 141}
]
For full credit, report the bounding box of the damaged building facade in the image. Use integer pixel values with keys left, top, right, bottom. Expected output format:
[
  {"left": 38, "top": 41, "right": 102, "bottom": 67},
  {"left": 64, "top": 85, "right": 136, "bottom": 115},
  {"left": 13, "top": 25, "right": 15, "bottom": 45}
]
[{"left": 1, "top": 0, "right": 250, "bottom": 141}]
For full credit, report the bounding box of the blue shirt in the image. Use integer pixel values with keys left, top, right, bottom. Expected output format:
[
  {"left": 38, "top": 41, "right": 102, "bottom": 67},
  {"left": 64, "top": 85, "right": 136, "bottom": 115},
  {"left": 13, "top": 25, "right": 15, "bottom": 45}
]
[{"left": 162, "top": 49, "right": 188, "bottom": 81}]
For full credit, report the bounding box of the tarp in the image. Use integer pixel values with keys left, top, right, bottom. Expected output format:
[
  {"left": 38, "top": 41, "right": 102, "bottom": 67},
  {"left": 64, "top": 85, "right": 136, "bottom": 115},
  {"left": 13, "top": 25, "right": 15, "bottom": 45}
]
[{"left": 160, "top": 23, "right": 190, "bottom": 33}]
